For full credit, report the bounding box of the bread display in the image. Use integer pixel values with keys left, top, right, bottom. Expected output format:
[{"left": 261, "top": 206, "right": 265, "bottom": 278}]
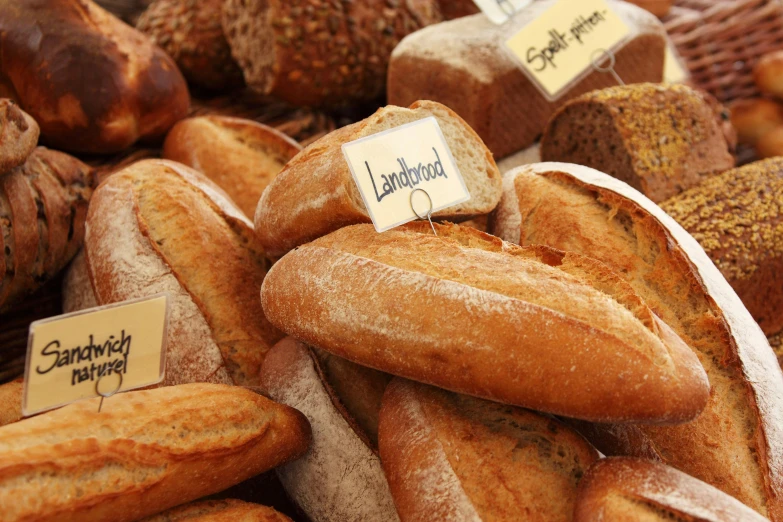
[
  {"left": 136, "top": 0, "right": 244, "bottom": 91},
  {"left": 490, "top": 162, "right": 783, "bottom": 519},
  {"left": 221, "top": 0, "right": 442, "bottom": 107},
  {"left": 255, "top": 100, "right": 502, "bottom": 257},
  {"left": 260, "top": 338, "right": 397, "bottom": 522},
  {"left": 730, "top": 97, "right": 783, "bottom": 146},
  {"left": 141, "top": 499, "right": 293, "bottom": 522},
  {"left": 63, "top": 159, "right": 283, "bottom": 386},
  {"left": 379, "top": 378, "right": 599, "bottom": 522},
  {"left": 388, "top": 1, "right": 666, "bottom": 159},
  {"left": 540, "top": 83, "right": 735, "bottom": 203},
  {"left": 0, "top": 0, "right": 189, "bottom": 154},
  {"left": 1, "top": 147, "right": 95, "bottom": 311},
  {"left": 575, "top": 458, "right": 768, "bottom": 521},
  {"left": 0, "top": 99, "right": 38, "bottom": 173},
  {"left": 162, "top": 116, "right": 302, "bottom": 219},
  {"left": 0, "top": 383, "right": 310, "bottom": 522}
]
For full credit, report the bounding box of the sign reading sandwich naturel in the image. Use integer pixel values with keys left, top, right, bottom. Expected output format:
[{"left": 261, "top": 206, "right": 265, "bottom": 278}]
[{"left": 342, "top": 117, "right": 470, "bottom": 232}]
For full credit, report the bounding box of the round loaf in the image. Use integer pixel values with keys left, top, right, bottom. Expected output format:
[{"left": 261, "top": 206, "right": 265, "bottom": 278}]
[
  {"left": 756, "top": 125, "right": 783, "bottom": 159},
  {"left": 141, "top": 499, "right": 293, "bottom": 522},
  {"left": 0, "top": 99, "right": 38, "bottom": 173},
  {"left": 729, "top": 97, "right": 783, "bottom": 146},
  {"left": 755, "top": 50, "right": 783, "bottom": 100}
]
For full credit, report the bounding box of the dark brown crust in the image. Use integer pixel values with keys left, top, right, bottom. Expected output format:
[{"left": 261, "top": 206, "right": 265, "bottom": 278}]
[
  {"left": 436, "top": 0, "right": 479, "bottom": 19},
  {"left": 0, "top": 99, "right": 38, "bottom": 173}
]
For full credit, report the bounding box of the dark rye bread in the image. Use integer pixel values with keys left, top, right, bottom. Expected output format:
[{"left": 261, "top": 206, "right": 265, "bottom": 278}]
[
  {"left": 0, "top": 99, "right": 38, "bottom": 173},
  {"left": 540, "top": 83, "right": 735, "bottom": 203},
  {"left": 660, "top": 158, "right": 783, "bottom": 337},
  {"left": 379, "top": 379, "right": 600, "bottom": 521},
  {"left": 261, "top": 221, "right": 710, "bottom": 424},
  {"left": 490, "top": 162, "right": 783, "bottom": 520},
  {"left": 141, "top": 499, "right": 293, "bottom": 522}
]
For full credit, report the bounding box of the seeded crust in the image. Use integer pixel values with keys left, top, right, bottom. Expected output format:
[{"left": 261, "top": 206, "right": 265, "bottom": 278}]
[
  {"left": 140, "top": 499, "right": 293, "bottom": 522},
  {"left": 541, "top": 83, "right": 735, "bottom": 203},
  {"left": 0, "top": 99, "right": 38, "bottom": 174},
  {"left": 661, "top": 158, "right": 783, "bottom": 336},
  {"left": 221, "top": 0, "right": 442, "bottom": 107}
]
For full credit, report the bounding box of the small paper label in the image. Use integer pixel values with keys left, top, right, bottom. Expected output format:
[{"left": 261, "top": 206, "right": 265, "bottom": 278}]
[
  {"left": 472, "top": 0, "right": 533, "bottom": 25},
  {"left": 23, "top": 294, "right": 170, "bottom": 416},
  {"left": 504, "top": 0, "right": 632, "bottom": 100},
  {"left": 664, "top": 45, "right": 688, "bottom": 84},
  {"left": 342, "top": 117, "right": 470, "bottom": 233}
]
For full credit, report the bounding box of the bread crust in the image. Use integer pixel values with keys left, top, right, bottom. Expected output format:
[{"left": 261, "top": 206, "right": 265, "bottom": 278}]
[
  {"left": 729, "top": 97, "right": 783, "bottom": 146},
  {"left": 140, "top": 499, "right": 293, "bottom": 522},
  {"left": 755, "top": 50, "right": 783, "bottom": 100},
  {"left": 0, "top": 99, "right": 38, "bottom": 174}
]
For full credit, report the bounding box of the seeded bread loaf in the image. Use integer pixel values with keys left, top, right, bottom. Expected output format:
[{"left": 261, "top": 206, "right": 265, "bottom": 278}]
[
  {"left": 379, "top": 378, "right": 600, "bottom": 522},
  {"left": 254, "top": 100, "right": 502, "bottom": 257},
  {"left": 1, "top": 147, "right": 95, "bottom": 312},
  {"left": 575, "top": 458, "right": 768, "bottom": 522},
  {"left": 142, "top": 499, "right": 293, "bottom": 522},
  {"left": 136, "top": 0, "right": 243, "bottom": 91},
  {"left": 490, "top": 162, "right": 783, "bottom": 519},
  {"left": 0, "top": 99, "right": 38, "bottom": 173},
  {"left": 163, "top": 116, "right": 302, "bottom": 218},
  {"left": 221, "top": 0, "right": 441, "bottom": 107},
  {"left": 0, "top": 383, "right": 311, "bottom": 522},
  {"left": 261, "top": 221, "right": 710, "bottom": 424},
  {"left": 260, "top": 338, "right": 397, "bottom": 522},
  {"left": 63, "top": 159, "right": 283, "bottom": 386},
  {"left": 388, "top": 1, "right": 666, "bottom": 159},
  {"left": 540, "top": 83, "right": 735, "bottom": 203}
]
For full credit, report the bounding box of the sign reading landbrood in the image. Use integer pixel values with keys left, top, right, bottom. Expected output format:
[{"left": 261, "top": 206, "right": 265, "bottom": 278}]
[
  {"left": 23, "top": 294, "right": 170, "bottom": 416},
  {"left": 342, "top": 117, "right": 470, "bottom": 232}
]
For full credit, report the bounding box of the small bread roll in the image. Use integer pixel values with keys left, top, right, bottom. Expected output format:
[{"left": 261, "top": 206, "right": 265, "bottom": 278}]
[
  {"left": 756, "top": 125, "right": 783, "bottom": 158},
  {"left": 755, "top": 50, "right": 783, "bottom": 100},
  {"left": 729, "top": 98, "right": 783, "bottom": 145}
]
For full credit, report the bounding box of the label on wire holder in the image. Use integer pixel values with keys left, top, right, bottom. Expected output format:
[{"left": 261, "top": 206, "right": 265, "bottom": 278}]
[{"left": 472, "top": 0, "right": 533, "bottom": 25}]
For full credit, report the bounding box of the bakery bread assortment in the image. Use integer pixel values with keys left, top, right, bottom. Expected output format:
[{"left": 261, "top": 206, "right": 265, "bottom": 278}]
[{"left": 141, "top": 499, "right": 293, "bottom": 522}]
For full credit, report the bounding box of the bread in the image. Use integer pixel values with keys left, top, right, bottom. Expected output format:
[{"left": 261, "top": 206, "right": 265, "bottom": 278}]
[
  {"left": 490, "top": 162, "right": 783, "bottom": 519},
  {"left": 626, "top": 0, "right": 672, "bottom": 17},
  {"left": 729, "top": 97, "right": 783, "bottom": 146},
  {"left": 0, "top": 378, "right": 22, "bottom": 427},
  {"left": 379, "top": 378, "right": 599, "bottom": 521},
  {"left": 387, "top": 1, "right": 666, "bottom": 159},
  {"left": 141, "top": 499, "right": 293, "bottom": 522},
  {"left": 255, "top": 100, "right": 502, "bottom": 257},
  {"left": 261, "top": 221, "right": 710, "bottom": 423},
  {"left": 1, "top": 147, "right": 95, "bottom": 311},
  {"left": 575, "top": 457, "right": 768, "bottom": 521},
  {"left": 136, "top": 0, "right": 244, "bottom": 91},
  {"left": 0, "top": 0, "right": 189, "bottom": 154},
  {"left": 260, "top": 337, "right": 397, "bottom": 522},
  {"left": 756, "top": 125, "right": 783, "bottom": 158},
  {"left": 660, "top": 158, "right": 783, "bottom": 337},
  {"left": 63, "top": 159, "right": 283, "bottom": 386},
  {"left": 0, "top": 99, "right": 38, "bottom": 173},
  {"left": 540, "top": 83, "right": 735, "bottom": 203},
  {"left": 163, "top": 116, "right": 302, "bottom": 218},
  {"left": 436, "top": 0, "right": 479, "bottom": 19},
  {"left": 221, "top": 0, "right": 441, "bottom": 107},
  {"left": 0, "top": 383, "right": 311, "bottom": 522},
  {"left": 756, "top": 50, "right": 783, "bottom": 100}
]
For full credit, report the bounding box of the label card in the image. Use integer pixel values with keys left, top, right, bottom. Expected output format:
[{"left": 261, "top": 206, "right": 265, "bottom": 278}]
[
  {"left": 472, "top": 0, "right": 533, "bottom": 25},
  {"left": 504, "top": 0, "right": 633, "bottom": 100},
  {"left": 342, "top": 117, "right": 470, "bottom": 233},
  {"left": 664, "top": 45, "right": 689, "bottom": 84},
  {"left": 23, "top": 293, "right": 170, "bottom": 416}
]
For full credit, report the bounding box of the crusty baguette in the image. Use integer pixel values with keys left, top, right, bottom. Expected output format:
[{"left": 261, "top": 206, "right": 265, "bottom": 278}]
[
  {"left": 490, "top": 162, "right": 783, "bottom": 520},
  {"left": 64, "top": 159, "right": 283, "bottom": 386},
  {"left": 163, "top": 116, "right": 302, "bottom": 219},
  {"left": 0, "top": 99, "right": 38, "bottom": 173},
  {"left": 261, "top": 221, "right": 710, "bottom": 424},
  {"left": 254, "top": 100, "right": 502, "bottom": 257},
  {"left": 260, "top": 337, "right": 397, "bottom": 522},
  {"left": 379, "top": 378, "right": 600, "bottom": 522},
  {"left": 141, "top": 499, "right": 292, "bottom": 522},
  {"left": 0, "top": 383, "right": 311, "bottom": 522},
  {"left": 574, "top": 458, "right": 768, "bottom": 522}
]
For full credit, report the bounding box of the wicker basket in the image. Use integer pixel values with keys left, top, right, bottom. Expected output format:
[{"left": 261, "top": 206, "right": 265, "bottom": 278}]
[{"left": 665, "top": 0, "right": 783, "bottom": 103}]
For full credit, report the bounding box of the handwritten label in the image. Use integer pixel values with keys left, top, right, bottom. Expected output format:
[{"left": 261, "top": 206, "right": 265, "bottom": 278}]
[
  {"left": 664, "top": 45, "right": 688, "bottom": 84},
  {"left": 342, "top": 117, "right": 469, "bottom": 232},
  {"left": 23, "top": 294, "right": 170, "bottom": 416},
  {"left": 472, "top": 0, "right": 533, "bottom": 25},
  {"left": 504, "top": 0, "right": 632, "bottom": 100}
]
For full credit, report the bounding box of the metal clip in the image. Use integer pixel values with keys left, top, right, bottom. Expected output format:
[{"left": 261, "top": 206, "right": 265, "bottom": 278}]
[
  {"left": 496, "top": 0, "right": 517, "bottom": 17},
  {"left": 590, "top": 48, "right": 625, "bottom": 86},
  {"left": 410, "top": 188, "right": 437, "bottom": 236},
  {"left": 96, "top": 371, "right": 123, "bottom": 413}
]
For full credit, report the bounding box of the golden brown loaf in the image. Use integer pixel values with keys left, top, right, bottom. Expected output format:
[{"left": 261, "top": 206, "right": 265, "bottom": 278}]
[
  {"left": 491, "top": 162, "right": 783, "bottom": 520},
  {"left": 540, "top": 83, "right": 735, "bottom": 203},
  {"left": 388, "top": 1, "right": 666, "bottom": 158},
  {"left": 162, "top": 116, "right": 302, "bottom": 219},
  {"left": 755, "top": 50, "right": 783, "bottom": 100},
  {"left": 220, "top": 0, "right": 442, "bottom": 107},
  {"left": 260, "top": 338, "right": 398, "bottom": 522},
  {"left": 0, "top": 0, "right": 189, "bottom": 154},
  {"left": 379, "top": 378, "right": 599, "bottom": 522},
  {"left": 254, "top": 100, "right": 502, "bottom": 257},
  {"left": 0, "top": 379, "right": 22, "bottom": 427},
  {"left": 0, "top": 383, "right": 311, "bottom": 522},
  {"left": 141, "top": 499, "right": 293, "bottom": 522},
  {"left": 261, "top": 221, "right": 710, "bottom": 424},
  {"left": 136, "top": 0, "right": 244, "bottom": 91},
  {"left": 1, "top": 147, "right": 95, "bottom": 311},
  {"left": 729, "top": 97, "right": 783, "bottom": 146},
  {"left": 63, "top": 159, "right": 283, "bottom": 386},
  {"left": 0, "top": 99, "right": 38, "bottom": 173}
]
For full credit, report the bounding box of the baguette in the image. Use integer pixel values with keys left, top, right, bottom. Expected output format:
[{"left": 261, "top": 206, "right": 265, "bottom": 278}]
[
  {"left": 490, "top": 162, "right": 783, "bottom": 519},
  {"left": 254, "top": 100, "right": 502, "bottom": 257},
  {"left": 0, "top": 383, "right": 310, "bottom": 522},
  {"left": 141, "top": 499, "right": 292, "bottom": 522},
  {"left": 260, "top": 221, "right": 710, "bottom": 424},
  {"left": 379, "top": 378, "right": 599, "bottom": 521},
  {"left": 0, "top": 99, "right": 38, "bottom": 173}
]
